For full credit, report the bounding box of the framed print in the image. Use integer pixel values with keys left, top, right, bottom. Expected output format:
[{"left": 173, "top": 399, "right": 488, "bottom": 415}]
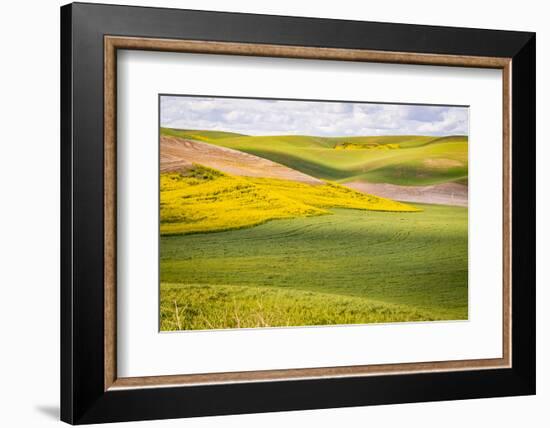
[{"left": 60, "top": 2, "right": 536, "bottom": 424}]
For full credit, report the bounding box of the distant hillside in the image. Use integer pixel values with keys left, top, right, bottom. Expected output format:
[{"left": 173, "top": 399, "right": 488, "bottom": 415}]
[
  {"left": 161, "top": 128, "right": 468, "bottom": 187},
  {"left": 160, "top": 127, "right": 248, "bottom": 142}
]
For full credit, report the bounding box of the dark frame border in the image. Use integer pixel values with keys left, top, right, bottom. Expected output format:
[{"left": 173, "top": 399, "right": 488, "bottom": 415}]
[{"left": 61, "top": 2, "right": 535, "bottom": 424}]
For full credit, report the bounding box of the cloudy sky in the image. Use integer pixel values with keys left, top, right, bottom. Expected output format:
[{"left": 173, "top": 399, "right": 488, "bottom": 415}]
[{"left": 160, "top": 96, "right": 468, "bottom": 137}]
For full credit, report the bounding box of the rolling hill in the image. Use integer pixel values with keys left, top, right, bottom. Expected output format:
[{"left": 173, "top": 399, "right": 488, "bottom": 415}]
[
  {"left": 158, "top": 129, "right": 468, "bottom": 329},
  {"left": 160, "top": 127, "right": 248, "bottom": 141},
  {"left": 161, "top": 128, "right": 468, "bottom": 187},
  {"left": 160, "top": 135, "right": 322, "bottom": 184},
  {"left": 160, "top": 165, "right": 419, "bottom": 235}
]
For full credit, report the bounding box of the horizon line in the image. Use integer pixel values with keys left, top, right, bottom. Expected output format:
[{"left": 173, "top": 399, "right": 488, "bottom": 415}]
[{"left": 160, "top": 126, "right": 469, "bottom": 139}]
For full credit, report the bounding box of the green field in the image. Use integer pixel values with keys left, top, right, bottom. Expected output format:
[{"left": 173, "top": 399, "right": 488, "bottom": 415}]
[
  {"left": 160, "top": 205, "right": 468, "bottom": 330},
  {"left": 161, "top": 128, "right": 468, "bottom": 186},
  {"left": 160, "top": 127, "right": 247, "bottom": 141},
  {"left": 159, "top": 128, "right": 468, "bottom": 330}
]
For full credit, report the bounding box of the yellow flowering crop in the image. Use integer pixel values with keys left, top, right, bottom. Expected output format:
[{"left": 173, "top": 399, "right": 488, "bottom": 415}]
[{"left": 160, "top": 165, "right": 420, "bottom": 235}]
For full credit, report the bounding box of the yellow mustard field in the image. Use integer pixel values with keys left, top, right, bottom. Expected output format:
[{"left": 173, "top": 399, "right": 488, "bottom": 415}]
[
  {"left": 334, "top": 142, "right": 400, "bottom": 150},
  {"left": 160, "top": 165, "right": 419, "bottom": 235}
]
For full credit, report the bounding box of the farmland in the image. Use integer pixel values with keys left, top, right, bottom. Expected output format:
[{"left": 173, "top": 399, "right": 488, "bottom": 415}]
[
  {"left": 159, "top": 127, "right": 469, "bottom": 330},
  {"left": 160, "top": 165, "right": 418, "bottom": 235},
  {"left": 160, "top": 205, "right": 468, "bottom": 329},
  {"left": 159, "top": 128, "right": 468, "bottom": 206},
  {"left": 182, "top": 131, "right": 469, "bottom": 186}
]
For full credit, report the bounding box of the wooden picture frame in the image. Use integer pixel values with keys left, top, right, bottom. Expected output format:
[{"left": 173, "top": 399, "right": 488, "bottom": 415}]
[{"left": 61, "top": 2, "right": 535, "bottom": 424}]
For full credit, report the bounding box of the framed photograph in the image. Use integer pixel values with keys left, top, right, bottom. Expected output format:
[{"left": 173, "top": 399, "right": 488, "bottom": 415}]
[{"left": 61, "top": 2, "right": 535, "bottom": 424}]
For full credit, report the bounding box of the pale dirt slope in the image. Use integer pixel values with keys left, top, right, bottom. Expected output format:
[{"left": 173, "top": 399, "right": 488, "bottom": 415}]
[
  {"left": 160, "top": 136, "right": 322, "bottom": 184},
  {"left": 345, "top": 181, "right": 468, "bottom": 207}
]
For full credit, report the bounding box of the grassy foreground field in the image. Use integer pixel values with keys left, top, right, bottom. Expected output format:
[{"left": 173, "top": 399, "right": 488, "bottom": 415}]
[
  {"left": 160, "top": 204, "right": 468, "bottom": 330},
  {"left": 161, "top": 284, "right": 442, "bottom": 330}
]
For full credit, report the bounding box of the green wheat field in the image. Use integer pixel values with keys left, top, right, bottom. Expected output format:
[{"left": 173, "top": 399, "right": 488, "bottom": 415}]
[{"left": 159, "top": 127, "right": 468, "bottom": 330}]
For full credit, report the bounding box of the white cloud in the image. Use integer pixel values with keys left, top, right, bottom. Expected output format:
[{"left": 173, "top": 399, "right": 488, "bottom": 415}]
[{"left": 160, "top": 96, "right": 468, "bottom": 137}]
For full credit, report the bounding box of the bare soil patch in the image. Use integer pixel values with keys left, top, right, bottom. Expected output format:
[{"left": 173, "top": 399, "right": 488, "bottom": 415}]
[
  {"left": 423, "top": 158, "right": 463, "bottom": 169},
  {"left": 345, "top": 181, "right": 468, "bottom": 207},
  {"left": 160, "top": 136, "right": 322, "bottom": 184}
]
